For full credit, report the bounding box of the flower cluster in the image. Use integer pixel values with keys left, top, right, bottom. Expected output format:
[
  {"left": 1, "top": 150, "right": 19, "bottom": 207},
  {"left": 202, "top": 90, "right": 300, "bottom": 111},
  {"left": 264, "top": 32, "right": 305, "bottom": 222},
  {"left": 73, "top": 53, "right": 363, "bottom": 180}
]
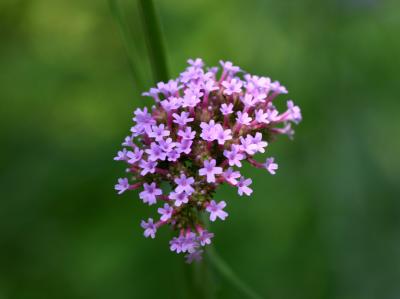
[{"left": 114, "top": 58, "right": 301, "bottom": 263}]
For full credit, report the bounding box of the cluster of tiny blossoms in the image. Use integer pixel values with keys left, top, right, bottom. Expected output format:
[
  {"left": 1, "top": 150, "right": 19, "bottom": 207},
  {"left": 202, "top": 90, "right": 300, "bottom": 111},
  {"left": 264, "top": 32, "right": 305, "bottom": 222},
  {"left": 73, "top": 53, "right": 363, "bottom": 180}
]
[{"left": 114, "top": 58, "right": 301, "bottom": 263}]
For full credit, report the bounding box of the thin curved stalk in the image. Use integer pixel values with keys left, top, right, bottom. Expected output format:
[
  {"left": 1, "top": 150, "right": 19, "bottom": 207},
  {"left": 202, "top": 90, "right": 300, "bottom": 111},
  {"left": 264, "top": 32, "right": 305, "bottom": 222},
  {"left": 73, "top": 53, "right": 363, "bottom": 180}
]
[
  {"left": 108, "top": 0, "right": 145, "bottom": 92},
  {"left": 137, "top": 0, "right": 169, "bottom": 83},
  {"left": 206, "top": 246, "right": 264, "bottom": 299}
]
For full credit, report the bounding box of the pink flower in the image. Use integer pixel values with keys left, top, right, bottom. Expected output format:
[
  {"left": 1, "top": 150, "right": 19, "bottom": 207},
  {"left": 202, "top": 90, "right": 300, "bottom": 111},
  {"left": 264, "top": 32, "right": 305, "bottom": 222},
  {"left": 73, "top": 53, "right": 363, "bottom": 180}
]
[
  {"left": 224, "top": 145, "right": 245, "bottom": 167},
  {"left": 199, "top": 159, "right": 223, "bottom": 183},
  {"left": 206, "top": 200, "right": 228, "bottom": 222}
]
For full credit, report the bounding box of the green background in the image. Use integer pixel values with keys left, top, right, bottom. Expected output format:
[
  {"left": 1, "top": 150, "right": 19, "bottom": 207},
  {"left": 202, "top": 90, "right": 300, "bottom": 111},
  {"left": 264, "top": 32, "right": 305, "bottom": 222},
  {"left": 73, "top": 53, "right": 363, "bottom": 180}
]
[{"left": 1, "top": 0, "right": 399, "bottom": 298}]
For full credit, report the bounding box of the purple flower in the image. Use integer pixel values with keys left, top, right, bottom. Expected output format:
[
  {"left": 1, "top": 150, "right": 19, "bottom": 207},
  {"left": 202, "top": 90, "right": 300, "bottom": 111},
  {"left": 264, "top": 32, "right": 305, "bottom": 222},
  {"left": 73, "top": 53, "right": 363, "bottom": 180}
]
[
  {"left": 198, "top": 230, "right": 214, "bottom": 246},
  {"left": 266, "top": 109, "right": 279, "bottom": 122},
  {"left": 173, "top": 111, "right": 194, "bottom": 127},
  {"left": 126, "top": 147, "right": 143, "bottom": 164},
  {"left": 161, "top": 96, "right": 182, "bottom": 111},
  {"left": 241, "top": 94, "right": 258, "bottom": 107},
  {"left": 114, "top": 148, "right": 129, "bottom": 161},
  {"left": 236, "top": 111, "right": 252, "bottom": 126},
  {"left": 185, "top": 249, "right": 204, "bottom": 264},
  {"left": 139, "top": 159, "right": 157, "bottom": 176},
  {"left": 214, "top": 125, "right": 232, "bottom": 145},
  {"left": 142, "top": 87, "right": 160, "bottom": 101},
  {"left": 141, "top": 218, "right": 157, "bottom": 239},
  {"left": 158, "top": 203, "right": 174, "bottom": 221},
  {"left": 169, "top": 191, "right": 189, "bottom": 207},
  {"left": 114, "top": 58, "right": 302, "bottom": 263},
  {"left": 270, "top": 81, "right": 288, "bottom": 94},
  {"left": 174, "top": 173, "right": 195, "bottom": 194},
  {"left": 240, "top": 135, "right": 258, "bottom": 155},
  {"left": 178, "top": 127, "right": 196, "bottom": 140},
  {"left": 200, "top": 120, "right": 217, "bottom": 142},
  {"left": 206, "top": 200, "right": 228, "bottom": 222},
  {"left": 222, "top": 78, "right": 243, "bottom": 95},
  {"left": 132, "top": 107, "right": 156, "bottom": 134},
  {"left": 220, "top": 60, "right": 240, "bottom": 74},
  {"left": 158, "top": 138, "right": 175, "bottom": 153},
  {"left": 263, "top": 157, "right": 278, "bottom": 175},
  {"left": 220, "top": 103, "right": 234, "bottom": 115},
  {"left": 183, "top": 90, "right": 202, "bottom": 108},
  {"left": 237, "top": 177, "right": 253, "bottom": 196},
  {"left": 255, "top": 109, "right": 269, "bottom": 124},
  {"left": 251, "top": 132, "right": 268, "bottom": 153},
  {"left": 176, "top": 139, "right": 192, "bottom": 154},
  {"left": 199, "top": 159, "right": 223, "bottom": 183},
  {"left": 167, "top": 149, "right": 180, "bottom": 162},
  {"left": 224, "top": 145, "right": 245, "bottom": 167},
  {"left": 122, "top": 135, "right": 135, "bottom": 147},
  {"left": 115, "top": 178, "right": 129, "bottom": 194},
  {"left": 188, "top": 58, "right": 204, "bottom": 68},
  {"left": 139, "top": 182, "right": 162, "bottom": 205},
  {"left": 170, "top": 236, "right": 184, "bottom": 253},
  {"left": 223, "top": 168, "right": 241, "bottom": 185},
  {"left": 286, "top": 100, "right": 302, "bottom": 124},
  {"left": 145, "top": 142, "right": 167, "bottom": 161},
  {"left": 147, "top": 124, "right": 170, "bottom": 141},
  {"left": 182, "top": 232, "right": 199, "bottom": 253}
]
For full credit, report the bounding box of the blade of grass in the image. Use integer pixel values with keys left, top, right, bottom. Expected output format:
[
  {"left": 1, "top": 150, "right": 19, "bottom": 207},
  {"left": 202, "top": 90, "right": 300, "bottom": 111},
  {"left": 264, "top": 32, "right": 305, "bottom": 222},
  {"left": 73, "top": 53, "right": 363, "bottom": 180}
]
[
  {"left": 109, "top": 0, "right": 145, "bottom": 92},
  {"left": 137, "top": 0, "right": 169, "bottom": 83}
]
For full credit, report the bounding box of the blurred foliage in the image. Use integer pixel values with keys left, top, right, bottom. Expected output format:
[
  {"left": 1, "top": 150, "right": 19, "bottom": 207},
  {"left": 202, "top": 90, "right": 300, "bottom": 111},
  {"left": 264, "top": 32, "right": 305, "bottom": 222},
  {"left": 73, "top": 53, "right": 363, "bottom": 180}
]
[{"left": 0, "top": 0, "right": 399, "bottom": 298}]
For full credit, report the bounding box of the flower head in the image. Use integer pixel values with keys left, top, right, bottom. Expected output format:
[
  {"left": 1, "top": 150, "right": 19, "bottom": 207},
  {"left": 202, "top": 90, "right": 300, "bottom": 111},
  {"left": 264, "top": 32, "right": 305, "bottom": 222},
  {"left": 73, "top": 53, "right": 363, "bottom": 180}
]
[{"left": 114, "top": 58, "right": 302, "bottom": 262}]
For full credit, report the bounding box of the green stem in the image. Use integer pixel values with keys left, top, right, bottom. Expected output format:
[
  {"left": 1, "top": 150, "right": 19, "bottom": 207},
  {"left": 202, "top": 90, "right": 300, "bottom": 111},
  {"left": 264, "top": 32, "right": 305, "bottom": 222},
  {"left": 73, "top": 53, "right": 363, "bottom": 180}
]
[
  {"left": 202, "top": 216, "right": 263, "bottom": 299},
  {"left": 137, "top": 0, "right": 169, "bottom": 83},
  {"left": 108, "top": 0, "right": 145, "bottom": 92},
  {"left": 206, "top": 247, "right": 264, "bottom": 299}
]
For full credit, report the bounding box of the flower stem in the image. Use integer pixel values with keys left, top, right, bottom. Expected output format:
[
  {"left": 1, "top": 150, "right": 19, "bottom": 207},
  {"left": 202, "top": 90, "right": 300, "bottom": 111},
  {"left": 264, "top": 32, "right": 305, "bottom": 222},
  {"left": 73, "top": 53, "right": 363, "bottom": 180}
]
[
  {"left": 137, "top": 0, "right": 169, "bottom": 83},
  {"left": 206, "top": 247, "right": 264, "bottom": 299},
  {"left": 108, "top": 0, "right": 145, "bottom": 92},
  {"left": 202, "top": 215, "right": 263, "bottom": 299}
]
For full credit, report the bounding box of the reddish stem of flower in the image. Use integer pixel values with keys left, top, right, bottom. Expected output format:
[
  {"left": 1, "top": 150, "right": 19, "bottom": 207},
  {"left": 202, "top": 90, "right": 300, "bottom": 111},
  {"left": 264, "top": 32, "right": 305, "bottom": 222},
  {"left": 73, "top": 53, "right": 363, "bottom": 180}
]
[
  {"left": 129, "top": 182, "right": 143, "bottom": 190},
  {"left": 247, "top": 157, "right": 263, "bottom": 168}
]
